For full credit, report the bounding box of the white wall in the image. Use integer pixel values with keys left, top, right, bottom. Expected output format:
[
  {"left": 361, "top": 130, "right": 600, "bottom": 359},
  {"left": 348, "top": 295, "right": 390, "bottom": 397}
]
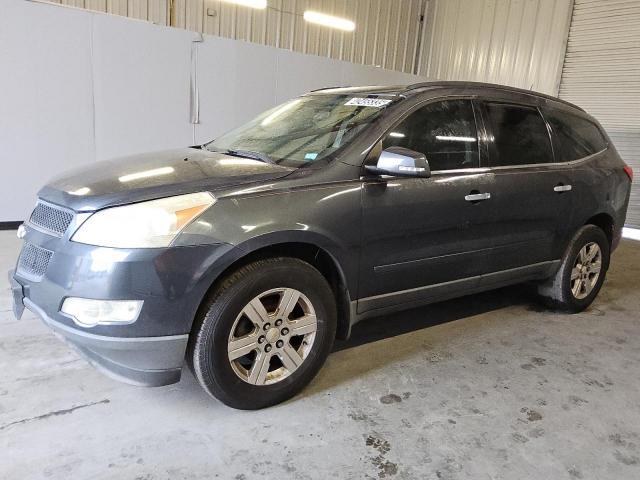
[
  {"left": 0, "top": 0, "right": 425, "bottom": 221},
  {"left": 0, "top": 2, "right": 95, "bottom": 220}
]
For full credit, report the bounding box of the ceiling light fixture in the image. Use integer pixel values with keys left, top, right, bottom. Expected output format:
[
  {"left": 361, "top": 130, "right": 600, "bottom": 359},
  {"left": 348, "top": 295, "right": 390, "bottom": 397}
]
[
  {"left": 221, "top": 0, "right": 267, "bottom": 9},
  {"left": 303, "top": 11, "right": 355, "bottom": 31}
]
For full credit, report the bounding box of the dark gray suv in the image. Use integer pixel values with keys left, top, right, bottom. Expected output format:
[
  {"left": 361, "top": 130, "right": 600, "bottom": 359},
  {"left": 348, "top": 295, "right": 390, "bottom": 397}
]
[{"left": 9, "top": 82, "right": 632, "bottom": 409}]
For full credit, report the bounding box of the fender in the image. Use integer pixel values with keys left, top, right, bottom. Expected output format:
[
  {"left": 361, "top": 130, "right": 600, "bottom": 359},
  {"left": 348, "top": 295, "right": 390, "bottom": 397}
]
[
  {"left": 179, "top": 178, "right": 363, "bottom": 293},
  {"left": 196, "top": 229, "right": 357, "bottom": 297},
  {"left": 184, "top": 229, "right": 357, "bottom": 339}
]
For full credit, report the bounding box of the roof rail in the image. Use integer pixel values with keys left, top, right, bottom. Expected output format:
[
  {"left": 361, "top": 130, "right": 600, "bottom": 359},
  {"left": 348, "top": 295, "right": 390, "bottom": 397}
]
[
  {"left": 404, "top": 81, "right": 584, "bottom": 112},
  {"left": 308, "top": 86, "right": 351, "bottom": 92}
]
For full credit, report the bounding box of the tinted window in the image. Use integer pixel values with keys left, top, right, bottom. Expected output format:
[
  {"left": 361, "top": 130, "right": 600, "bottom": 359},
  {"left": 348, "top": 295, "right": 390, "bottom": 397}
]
[
  {"left": 543, "top": 108, "right": 607, "bottom": 162},
  {"left": 484, "top": 103, "right": 553, "bottom": 166},
  {"left": 382, "top": 100, "right": 479, "bottom": 171}
]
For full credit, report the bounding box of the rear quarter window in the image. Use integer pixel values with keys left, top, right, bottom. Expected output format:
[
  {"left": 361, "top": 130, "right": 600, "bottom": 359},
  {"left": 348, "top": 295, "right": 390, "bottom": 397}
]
[{"left": 542, "top": 107, "right": 608, "bottom": 162}]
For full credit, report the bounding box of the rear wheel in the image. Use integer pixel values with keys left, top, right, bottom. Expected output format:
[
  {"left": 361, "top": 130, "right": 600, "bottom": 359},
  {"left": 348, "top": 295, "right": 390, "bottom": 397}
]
[
  {"left": 537, "top": 225, "right": 610, "bottom": 312},
  {"left": 189, "top": 257, "right": 336, "bottom": 409}
]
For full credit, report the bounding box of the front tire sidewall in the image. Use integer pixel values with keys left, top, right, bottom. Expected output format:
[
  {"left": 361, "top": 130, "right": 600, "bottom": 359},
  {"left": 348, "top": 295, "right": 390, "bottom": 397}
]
[{"left": 193, "top": 260, "right": 336, "bottom": 409}]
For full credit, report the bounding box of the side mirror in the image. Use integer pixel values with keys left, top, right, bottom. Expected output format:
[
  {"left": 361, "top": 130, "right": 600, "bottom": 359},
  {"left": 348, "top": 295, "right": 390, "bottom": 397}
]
[{"left": 364, "top": 146, "right": 431, "bottom": 178}]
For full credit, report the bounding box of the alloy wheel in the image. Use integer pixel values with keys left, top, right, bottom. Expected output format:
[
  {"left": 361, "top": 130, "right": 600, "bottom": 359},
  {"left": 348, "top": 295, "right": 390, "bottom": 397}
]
[
  {"left": 227, "top": 288, "right": 317, "bottom": 385},
  {"left": 571, "top": 242, "right": 602, "bottom": 300}
]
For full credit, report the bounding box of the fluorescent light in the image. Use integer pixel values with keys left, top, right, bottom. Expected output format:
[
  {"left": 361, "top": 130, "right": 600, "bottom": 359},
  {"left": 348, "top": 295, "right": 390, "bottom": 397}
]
[
  {"left": 389, "top": 132, "right": 405, "bottom": 138},
  {"left": 435, "top": 135, "right": 476, "bottom": 142},
  {"left": 119, "top": 167, "right": 174, "bottom": 183},
  {"left": 303, "top": 11, "right": 355, "bottom": 31},
  {"left": 221, "top": 0, "right": 267, "bottom": 8}
]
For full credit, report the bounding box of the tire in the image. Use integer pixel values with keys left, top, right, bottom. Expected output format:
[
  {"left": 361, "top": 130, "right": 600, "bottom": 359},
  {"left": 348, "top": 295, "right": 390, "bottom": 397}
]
[
  {"left": 537, "top": 225, "right": 610, "bottom": 312},
  {"left": 188, "top": 257, "right": 337, "bottom": 409}
]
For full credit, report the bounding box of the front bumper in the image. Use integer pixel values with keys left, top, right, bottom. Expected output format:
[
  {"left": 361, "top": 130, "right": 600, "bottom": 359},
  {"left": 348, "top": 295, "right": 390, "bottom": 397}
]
[
  {"left": 24, "top": 295, "right": 188, "bottom": 386},
  {"left": 9, "top": 269, "right": 25, "bottom": 319},
  {"left": 9, "top": 223, "right": 236, "bottom": 386}
]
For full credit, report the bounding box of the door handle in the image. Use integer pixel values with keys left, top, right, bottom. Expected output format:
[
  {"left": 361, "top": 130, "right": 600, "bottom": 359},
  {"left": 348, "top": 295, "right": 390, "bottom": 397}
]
[
  {"left": 554, "top": 184, "right": 572, "bottom": 193},
  {"left": 465, "top": 192, "right": 491, "bottom": 202}
]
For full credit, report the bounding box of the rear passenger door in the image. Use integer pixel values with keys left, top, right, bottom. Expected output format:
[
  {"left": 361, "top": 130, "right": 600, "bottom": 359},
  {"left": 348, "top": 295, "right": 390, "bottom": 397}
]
[
  {"left": 542, "top": 106, "right": 610, "bottom": 235},
  {"left": 476, "top": 101, "right": 574, "bottom": 279}
]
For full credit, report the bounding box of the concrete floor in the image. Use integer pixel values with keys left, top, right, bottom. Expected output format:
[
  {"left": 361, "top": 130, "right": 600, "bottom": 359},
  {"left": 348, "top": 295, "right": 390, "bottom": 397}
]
[{"left": 1, "top": 229, "right": 639, "bottom": 480}]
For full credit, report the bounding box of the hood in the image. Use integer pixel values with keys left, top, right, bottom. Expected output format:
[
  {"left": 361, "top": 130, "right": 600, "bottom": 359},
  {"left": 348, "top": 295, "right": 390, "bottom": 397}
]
[{"left": 38, "top": 148, "right": 294, "bottom": 211}]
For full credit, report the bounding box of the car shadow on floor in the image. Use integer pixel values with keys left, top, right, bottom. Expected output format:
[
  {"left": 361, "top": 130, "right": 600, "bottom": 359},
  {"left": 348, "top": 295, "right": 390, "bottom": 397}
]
[
  {"left": 332, "top": 241, "right": 638, "bottom": 353},
  {"left": 296, "top": 283, "right": 543, "bottom": 401},
  {"left": 332, "top": 283, "right": 536, "bottom": 352}
]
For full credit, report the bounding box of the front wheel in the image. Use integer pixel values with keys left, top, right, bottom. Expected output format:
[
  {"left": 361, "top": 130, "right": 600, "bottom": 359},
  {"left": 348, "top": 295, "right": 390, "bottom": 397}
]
[
  {"left": 188, "top": 257, "right": 337, "bottom": 409},
  {"left": 537, "top": 225, "right": 610, "bottom": 312}
]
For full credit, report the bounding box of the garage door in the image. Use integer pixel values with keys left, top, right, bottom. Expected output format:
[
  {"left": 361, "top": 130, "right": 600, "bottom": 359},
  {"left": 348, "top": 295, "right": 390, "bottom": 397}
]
[{"left": 558, "top": 0, "right": 640, "bottom": 228}]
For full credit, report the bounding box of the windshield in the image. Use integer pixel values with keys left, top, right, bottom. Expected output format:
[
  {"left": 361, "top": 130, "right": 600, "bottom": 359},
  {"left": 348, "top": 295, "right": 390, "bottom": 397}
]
[{"left": 205, "top": 94, "right": 397, "bottom": 168}]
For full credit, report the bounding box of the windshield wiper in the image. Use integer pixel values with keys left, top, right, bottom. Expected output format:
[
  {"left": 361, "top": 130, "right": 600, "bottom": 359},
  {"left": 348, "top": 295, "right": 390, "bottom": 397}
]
[{"left": 223, "top": 149, "right": 276, "bottom": 164}]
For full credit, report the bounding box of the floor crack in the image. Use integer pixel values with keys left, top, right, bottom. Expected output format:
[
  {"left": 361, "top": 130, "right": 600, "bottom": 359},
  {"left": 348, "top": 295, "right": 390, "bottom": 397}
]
[{"left": 0, "top": 399, "right": 110, "bottom": 431}]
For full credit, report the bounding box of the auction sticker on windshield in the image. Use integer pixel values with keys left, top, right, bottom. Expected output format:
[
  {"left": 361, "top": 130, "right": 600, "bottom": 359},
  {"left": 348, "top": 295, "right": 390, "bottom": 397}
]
[{"left": 344, "top": 98, "right": 393, "bottom": 108}]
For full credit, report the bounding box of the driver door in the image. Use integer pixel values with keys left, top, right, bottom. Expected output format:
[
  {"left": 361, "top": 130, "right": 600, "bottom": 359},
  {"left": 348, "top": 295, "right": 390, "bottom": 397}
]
[{"left": 358, "top": 99, "right": 496, "bottom": 313}]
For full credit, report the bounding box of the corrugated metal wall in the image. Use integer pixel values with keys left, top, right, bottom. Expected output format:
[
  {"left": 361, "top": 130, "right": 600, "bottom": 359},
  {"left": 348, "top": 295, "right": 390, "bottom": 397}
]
[
  {"left": 173, "top": 0, "right": 427, "bottom": 74},
  {"left": 46, "top": 0, "right": 428, "bottom": 74},
  {"left": 559, "top": 0, "right": 640, "bottom": 228},
  {"left": 55, "top": 0, "right": 170, "bottom": 24},
  {"left": 419, "top": 0, "right": 574, "bottom": 95}
]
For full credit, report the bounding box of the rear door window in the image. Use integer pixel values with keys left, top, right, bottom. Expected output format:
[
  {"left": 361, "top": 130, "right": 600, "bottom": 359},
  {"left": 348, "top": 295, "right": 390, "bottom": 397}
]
[
  {"left": 382, "top": 99, "right": 480, "bottom": 171},
  {"left": 483, "top": 102, "right": 553, "bottom": 166},
  {"left": 542, "top": 107, "right": 607, "bottom": 162}
]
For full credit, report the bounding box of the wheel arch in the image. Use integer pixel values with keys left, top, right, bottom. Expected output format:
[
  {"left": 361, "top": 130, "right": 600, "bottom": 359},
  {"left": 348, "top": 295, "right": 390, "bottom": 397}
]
[
  {"left": 584, "top": 212, "right": 615, "bottom": 246},
  {"left": 194, "top": 235, "right": 355, "bottom": 341}
]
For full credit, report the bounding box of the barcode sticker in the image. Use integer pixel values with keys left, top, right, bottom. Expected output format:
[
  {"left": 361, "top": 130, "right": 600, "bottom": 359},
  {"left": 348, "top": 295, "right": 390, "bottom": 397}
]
[{"left": 345, "top": 98, "right": 393, "bottom": 108}]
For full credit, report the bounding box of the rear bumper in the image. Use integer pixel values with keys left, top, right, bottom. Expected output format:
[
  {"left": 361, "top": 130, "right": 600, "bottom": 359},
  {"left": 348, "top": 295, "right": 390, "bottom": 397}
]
[{"left": 23, "top": 297, "right": 188, "bottom": 387}]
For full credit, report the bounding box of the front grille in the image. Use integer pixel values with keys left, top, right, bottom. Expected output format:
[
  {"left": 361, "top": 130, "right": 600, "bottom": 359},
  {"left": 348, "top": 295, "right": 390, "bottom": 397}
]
[
  {"left": 29, "top": 201, "right": 74, "bottom": 236},
  {"left": 17, "top": 243, "right": 53, "bottom": 280}
]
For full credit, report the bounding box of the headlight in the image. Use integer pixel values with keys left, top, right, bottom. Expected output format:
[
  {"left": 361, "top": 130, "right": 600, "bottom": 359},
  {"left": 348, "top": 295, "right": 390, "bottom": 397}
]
[
  {"left": 72, "top": 192, "right": 215, "bottom": 248},
  {"left": 61, "top": 298, "right": 143, "bottom": 327}
]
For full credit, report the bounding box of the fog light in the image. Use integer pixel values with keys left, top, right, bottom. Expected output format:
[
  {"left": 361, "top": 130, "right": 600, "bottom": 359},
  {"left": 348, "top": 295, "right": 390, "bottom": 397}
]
[{"left": 61, "top": 298, "right": 143, "bottom": 328}]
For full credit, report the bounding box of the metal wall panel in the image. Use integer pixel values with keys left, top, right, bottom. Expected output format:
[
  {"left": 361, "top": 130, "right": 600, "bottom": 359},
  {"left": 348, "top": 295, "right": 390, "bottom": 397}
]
[
  {"left": 174, "top": 0, "right": 428, "bottom": 73},
  {"left": 45, "top": 0, "right": 428, "bottom": 74},
  {"left": 559, "top": 0, "right": 640, "bottom": 228},
  {"left": 420, "top": 0, "right": 574, "bottom": 95},
  {"left": 55, "top": 0, "right": 169, "bottom": 23}
]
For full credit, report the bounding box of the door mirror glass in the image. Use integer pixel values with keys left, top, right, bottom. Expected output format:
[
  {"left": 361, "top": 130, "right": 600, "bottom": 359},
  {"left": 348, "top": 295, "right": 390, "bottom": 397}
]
[{"left": 365, "top": 146, "right": 431, "bottom": 178}]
